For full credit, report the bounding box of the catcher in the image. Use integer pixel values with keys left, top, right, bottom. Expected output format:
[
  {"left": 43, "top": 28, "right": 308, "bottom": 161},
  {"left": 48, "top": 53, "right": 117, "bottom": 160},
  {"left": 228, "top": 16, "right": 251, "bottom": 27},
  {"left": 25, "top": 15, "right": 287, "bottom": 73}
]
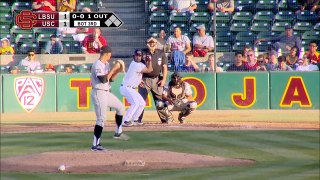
[
  {"left": 156, "top": 72, "right": 197, "bottom": 124},
  {"left": 90, "top": 46, "right": 128, "bottom": 151}
]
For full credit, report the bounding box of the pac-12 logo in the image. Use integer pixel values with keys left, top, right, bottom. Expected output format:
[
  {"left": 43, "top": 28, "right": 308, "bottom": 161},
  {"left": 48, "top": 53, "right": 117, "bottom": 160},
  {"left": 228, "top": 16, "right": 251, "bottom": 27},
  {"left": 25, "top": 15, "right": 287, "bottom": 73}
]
[
  {"left": 16, "top": 10, "right": 37, "bottom": 29},
  {"left": 15, "top": 77, "right": 45, "bottom": 112}
]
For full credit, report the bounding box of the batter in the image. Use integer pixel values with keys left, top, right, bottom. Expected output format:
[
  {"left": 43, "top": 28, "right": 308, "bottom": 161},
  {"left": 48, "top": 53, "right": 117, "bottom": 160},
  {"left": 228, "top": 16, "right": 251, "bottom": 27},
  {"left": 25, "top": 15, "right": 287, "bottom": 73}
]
[{"left": 121, "top": 49, "right": 153, "bottom": 126}]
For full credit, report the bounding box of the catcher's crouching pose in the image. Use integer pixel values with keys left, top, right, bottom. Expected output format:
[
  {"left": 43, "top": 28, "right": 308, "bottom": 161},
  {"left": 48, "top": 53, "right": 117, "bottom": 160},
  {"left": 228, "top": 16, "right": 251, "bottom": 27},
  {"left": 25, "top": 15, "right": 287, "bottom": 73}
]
[{"left": 156, "top": 72, "right": 197, "bottom": 124}]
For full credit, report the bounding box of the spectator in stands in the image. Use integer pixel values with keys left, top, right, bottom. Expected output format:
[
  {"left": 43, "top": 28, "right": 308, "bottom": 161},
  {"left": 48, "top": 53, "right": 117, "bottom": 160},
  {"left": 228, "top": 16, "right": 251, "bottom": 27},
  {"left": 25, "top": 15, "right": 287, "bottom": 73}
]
[
  {"left": 192, "top": 24, "right": 214, "bottom": 57},
  {"left": 296, "top": 0, "right": 320, "bottom": 14},
  {"left": 205, "top": 54, "right": 223, "bottom": 72},
  {"left": 208, "top": 0, "right": 235, "bottom": 13},
  {"left": 75, "top": 7, "right": 93, "bottom": 40},
  {"left": 65, "top": 65, "right": 73, "bottom": 73},
  {"left": 166, "top": 27, "right": 192, "bottom": 71},
  {"left": 285, "top": 46, "right": 299, "bottom": 69},
  {"left": 296, "top": 55, "right": 319, "bottom": 71},
  {"left": 57, "top": 7, "right": 93, "bottom": 42},
  {"left": 82, "top": 28, "right": 107, "bottom": 54},
  {"left": 177, "top": 53, "right": 199, "bottom": 72},
  {"left": 73, "top": 28, "right": 94, "bottom": 42},
  {"left": 57, "top": 0, "right": 76, "bottom": 12},
  {"left": 82, "top": 7, "right": 91, "bottom": 12},
  {"left": 255, "top": 25, "right": 301, "bottom": 53},
  {"left": 9, "top": 66, "right": 19, "bottom": 75},
  {"left": 19, "top": 49, "right": 41, "bottom": 73},
  {"left": 45, "top": 35, "right": 63, "bottom": 54},
  {"left": 156, "top": 30, "right": 167, "bottom": 51},
  {"left": 44, "top": 64, "right": 56, "bottom": 74},
  {"left": 305, "top": 41, "right": 320, "bottom": 65},
  {"left": 169, "top": 0, "right": 197, "bottom": 14},
  {"left": 0, "top": 38, "right": 14, "bottom": 55},
  {"left": 227, "top": 52, "right": 249, "bottom": 71},
  {"left": 242, "top": 45, "right": 253, "bottom": 62},
  {"left": 256, "top": 55, "right": 267, "bottom": 71},
  {"left": 266, "top": 50, "right": 278, "bottom": 71},
  {"left": 266, "top": 50, "right": 281, "bottom": 71},
  {"left": 57, "top": 27, "right": 77, "bottom": 38},
  {"left": 277, "top": 56, "right": 293, "bottom": 71},
  {"left": 263, "top": 53, "right": 269, "bottom": 64},
  {"left": 33, "top": 66, "right": 45, "bottom": 74},
  {"left": 32, "top": 0, "right": 56, "bottom": 11},
  {"left": 244, "top": 49, "right": 257, "bottom": 71}
]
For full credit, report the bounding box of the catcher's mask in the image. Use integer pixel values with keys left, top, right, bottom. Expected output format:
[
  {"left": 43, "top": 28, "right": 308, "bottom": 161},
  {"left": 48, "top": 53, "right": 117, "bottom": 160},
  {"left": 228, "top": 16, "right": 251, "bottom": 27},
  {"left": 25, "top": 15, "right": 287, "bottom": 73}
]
[{"left": 171, "top": 72, "right": 182, "bottom": 87}]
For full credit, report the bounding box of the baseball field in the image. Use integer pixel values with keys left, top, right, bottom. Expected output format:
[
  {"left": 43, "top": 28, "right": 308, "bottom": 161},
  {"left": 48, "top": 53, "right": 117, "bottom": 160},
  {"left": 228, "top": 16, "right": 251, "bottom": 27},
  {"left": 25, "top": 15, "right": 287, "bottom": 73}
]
[{"left": 1, "top": 110, "right": 319, "bottom": 179}]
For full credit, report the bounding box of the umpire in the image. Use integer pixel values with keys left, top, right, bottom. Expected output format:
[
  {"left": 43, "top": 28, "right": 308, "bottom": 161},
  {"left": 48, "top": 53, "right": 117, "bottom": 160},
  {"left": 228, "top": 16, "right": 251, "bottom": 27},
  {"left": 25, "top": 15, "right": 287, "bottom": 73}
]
[{"left": 138, "top": 37, "right": 169, "bottom": 124}]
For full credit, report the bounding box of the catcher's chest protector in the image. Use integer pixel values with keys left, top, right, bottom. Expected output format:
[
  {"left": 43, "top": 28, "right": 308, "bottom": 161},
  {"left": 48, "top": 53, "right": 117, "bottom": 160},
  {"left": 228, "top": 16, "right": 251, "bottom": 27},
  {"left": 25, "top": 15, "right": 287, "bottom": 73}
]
[{"left": 169, "top": 83, "right": 186, "bottom": 100}]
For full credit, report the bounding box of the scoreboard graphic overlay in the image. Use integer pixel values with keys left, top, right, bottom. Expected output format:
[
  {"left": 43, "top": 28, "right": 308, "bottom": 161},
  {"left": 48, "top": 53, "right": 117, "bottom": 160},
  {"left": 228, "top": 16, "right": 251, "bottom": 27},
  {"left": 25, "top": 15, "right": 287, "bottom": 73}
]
[{"left": 15, "top": 10, "right": 123, "bottom": 29}]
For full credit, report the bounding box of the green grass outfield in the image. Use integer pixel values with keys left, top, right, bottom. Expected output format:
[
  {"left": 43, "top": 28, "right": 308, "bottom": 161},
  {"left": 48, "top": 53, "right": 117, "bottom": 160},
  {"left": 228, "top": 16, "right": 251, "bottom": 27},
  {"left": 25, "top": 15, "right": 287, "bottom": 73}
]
[{"left": 1, "top": 130, "right": 319, "bottom": 180}]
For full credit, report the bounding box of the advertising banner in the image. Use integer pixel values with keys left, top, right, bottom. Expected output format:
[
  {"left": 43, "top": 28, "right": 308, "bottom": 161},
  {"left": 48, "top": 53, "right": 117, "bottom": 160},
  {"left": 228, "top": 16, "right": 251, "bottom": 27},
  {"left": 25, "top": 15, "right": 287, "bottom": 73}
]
[
  {"left": 270, "top": 72, "right": 319, "bottom": 109},
  {"left": 216, "top": 72, "right": 269, "bottom": 109},
  {"left": 2, "top": 74, "right": 56, "bottom": 113}
]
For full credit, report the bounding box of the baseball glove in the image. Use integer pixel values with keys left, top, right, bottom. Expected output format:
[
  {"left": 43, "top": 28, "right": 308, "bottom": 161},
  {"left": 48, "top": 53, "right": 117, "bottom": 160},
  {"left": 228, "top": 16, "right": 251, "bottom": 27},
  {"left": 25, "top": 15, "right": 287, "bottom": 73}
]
[{"left": 114, "top": 59, "right": 126, "bottom": 72}]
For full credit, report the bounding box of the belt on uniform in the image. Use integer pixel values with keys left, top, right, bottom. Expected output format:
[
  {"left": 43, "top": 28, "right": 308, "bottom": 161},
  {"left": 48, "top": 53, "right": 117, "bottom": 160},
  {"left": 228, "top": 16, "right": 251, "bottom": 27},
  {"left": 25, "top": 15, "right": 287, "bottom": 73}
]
[
  {"left": 121, "top": 84, "right": 137, "bottom": 89},
  {"left": 145, "top": 76, "right": 158, "bottom": 79},
  {"left": 94, "top": 88, "right": 109, "bottom": 92}
]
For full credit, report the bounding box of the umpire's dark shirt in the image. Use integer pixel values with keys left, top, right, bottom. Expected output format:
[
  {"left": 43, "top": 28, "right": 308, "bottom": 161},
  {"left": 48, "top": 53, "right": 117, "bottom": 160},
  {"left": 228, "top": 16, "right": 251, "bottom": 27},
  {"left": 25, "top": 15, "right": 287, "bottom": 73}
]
[{"left": 142, "top": 49, "right": 167, "bottom": 78}]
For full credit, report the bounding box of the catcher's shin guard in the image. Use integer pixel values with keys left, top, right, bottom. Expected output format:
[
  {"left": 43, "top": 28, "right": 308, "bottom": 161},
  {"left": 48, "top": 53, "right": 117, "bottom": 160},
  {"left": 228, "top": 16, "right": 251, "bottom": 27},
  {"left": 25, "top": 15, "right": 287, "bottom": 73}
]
[
  {"left": 178, "top": 101, "right": 197, "bottom": 123},
  {"left": 156, "top": 101, "right": 174, "bottom": 123}
]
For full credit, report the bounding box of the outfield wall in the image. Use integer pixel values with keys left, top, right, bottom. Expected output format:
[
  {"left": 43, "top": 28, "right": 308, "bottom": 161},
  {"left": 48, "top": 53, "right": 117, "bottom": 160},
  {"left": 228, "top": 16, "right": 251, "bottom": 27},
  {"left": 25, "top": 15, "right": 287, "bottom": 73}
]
[{"left": 1, "top": 72, "right": 319, "bottom": 113}]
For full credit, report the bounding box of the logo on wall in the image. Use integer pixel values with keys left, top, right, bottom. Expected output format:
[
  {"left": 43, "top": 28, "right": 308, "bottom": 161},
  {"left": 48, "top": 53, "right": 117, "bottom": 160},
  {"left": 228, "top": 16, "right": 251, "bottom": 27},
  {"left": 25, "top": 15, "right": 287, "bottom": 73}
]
[{"left": 15, "top": 77, "right": 45, "bottom": 112}]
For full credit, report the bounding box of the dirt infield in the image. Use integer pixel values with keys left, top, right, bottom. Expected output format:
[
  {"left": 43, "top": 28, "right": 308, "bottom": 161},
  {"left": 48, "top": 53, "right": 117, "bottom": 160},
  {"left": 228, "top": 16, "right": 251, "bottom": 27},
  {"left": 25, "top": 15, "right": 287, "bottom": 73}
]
[
  {"left": 1, "top": 110, "right": 319, "bottom": 134},
  {"left": 0, "top": 110, "right": 318, "bottom": 173},
  {"left": 0, "top": 150, "right": 255, "bottom": 173}
]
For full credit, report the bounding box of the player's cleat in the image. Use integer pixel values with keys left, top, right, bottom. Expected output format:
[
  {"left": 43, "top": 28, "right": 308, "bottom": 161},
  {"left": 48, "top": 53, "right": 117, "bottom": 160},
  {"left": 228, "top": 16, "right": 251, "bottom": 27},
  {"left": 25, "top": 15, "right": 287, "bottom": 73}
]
[
  {"left": 132, "top": 121, "right": 138, "bottom": 126},
  {"left": 134, "top": 120, "right": 144, "bottom": 126},
  {"left": 91, "top": 144, "right": 105, "bottom": 151},
  {"left": 122, "top": 121, "right": 134, "bottom": 127},
  {"left": 113, "top": 133, "right": 130, "bottom": 141},
  {"left": 167, "top": 117, "right": 174, "bottom": 124},
  {"left": 178, "top": 114, "right": 186, "bottom": 124}
]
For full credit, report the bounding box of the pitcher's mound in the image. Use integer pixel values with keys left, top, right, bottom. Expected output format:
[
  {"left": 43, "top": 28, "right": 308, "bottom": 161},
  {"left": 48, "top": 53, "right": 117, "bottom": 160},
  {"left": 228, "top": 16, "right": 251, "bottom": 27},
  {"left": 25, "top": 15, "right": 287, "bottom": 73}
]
[{"left": 1, "top": 150, "right": 255, "bottom": 173}]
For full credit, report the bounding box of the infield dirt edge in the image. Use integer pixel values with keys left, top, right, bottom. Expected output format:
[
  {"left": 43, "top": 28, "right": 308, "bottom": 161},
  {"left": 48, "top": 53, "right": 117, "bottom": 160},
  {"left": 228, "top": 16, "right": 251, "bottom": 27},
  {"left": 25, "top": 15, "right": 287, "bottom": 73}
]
[{"left": 0, "top": 150, "right": 255, "bottom": 173}]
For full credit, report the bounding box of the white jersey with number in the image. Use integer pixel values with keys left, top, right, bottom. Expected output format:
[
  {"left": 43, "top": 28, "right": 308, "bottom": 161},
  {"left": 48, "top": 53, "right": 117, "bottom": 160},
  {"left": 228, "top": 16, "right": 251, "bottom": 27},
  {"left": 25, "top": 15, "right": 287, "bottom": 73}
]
[
  {"left": 166, "top": 35, "right": 191, "bottom": 52},
  {"left": 90, "top": 59, "right": 110, "bottom": 91},
  {"left": 122, "top": 60, "right": 146, "bottom": 88}
]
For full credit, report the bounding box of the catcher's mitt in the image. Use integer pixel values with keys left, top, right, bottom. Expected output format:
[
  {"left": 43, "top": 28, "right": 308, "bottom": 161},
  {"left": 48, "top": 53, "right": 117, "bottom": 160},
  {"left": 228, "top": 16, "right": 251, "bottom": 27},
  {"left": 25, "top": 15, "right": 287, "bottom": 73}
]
[{"left": 113, "top": 59, "right": 126, "bottom": 72}]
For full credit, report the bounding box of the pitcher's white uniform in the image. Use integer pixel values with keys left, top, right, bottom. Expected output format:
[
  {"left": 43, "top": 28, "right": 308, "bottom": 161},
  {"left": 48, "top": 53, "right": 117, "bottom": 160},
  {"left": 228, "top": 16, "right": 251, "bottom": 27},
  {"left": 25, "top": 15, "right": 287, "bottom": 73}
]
[{"left": 120, "top": 60, "right": 146, "bottom": 123}]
